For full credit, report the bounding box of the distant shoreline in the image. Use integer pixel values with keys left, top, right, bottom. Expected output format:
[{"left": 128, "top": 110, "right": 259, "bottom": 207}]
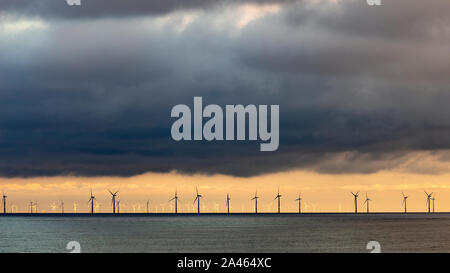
[{"left": 0, "top": 212, "right": 447, "bottom": 217}]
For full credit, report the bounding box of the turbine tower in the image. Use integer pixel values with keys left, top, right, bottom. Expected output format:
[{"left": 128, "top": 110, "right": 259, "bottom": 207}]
[
  {"left": 351, "top": 191, "right": 359, "bottom": 213},
  {"left": 295, "top": 193, "right": 302, "bottom": 214},
  {"left": 108, "top": 189, "right": 119, "bottom": 213},
  {"left": 402, "top": 192, "right": 408, "bottom": 213},
  {"left": 251, "top": 190, "right": 259, "bottom": 214},
  {"left": 363, "top": 193, "right": 371, "bottom": 213},
  {"left": 60, "top": 200, "right": 64, "bottom": 214},
  {"left": 88, "top": 189, "right": 96, "bottom": 214},
  {"left": 146, "top": 200, "right": 150, "bottom": 213},
  {"left": 169, "top": 190, "right": 179, "bottom": 213},
  {"left": 194, "top": 187, "right": 202, "bottom": 214},
  {"left": 432, "top": 196, "right": 435, "bottom": 213},
  {"left": 275, "top": 188, "right": 282, "bottom": 213},
  {"left": 226, "top": 193, "right": 231, "bottom": 214},
  {"left": 117, "top": 200, "right": 120, "bottom": 213},
  {"left": 424, "top": 191, "right": 433, "bottom": 213},
  {"left": 29, "top": 201, "right": 34, "bottom": 213},
  {"left": 2, "top": 192, "right": 7, "bottom": 214}
]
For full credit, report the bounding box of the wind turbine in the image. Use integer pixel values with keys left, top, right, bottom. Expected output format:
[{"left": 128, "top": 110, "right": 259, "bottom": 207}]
[
  {"left": 169, "top": 190, "right": 179, "bottom": 213},
  {"left": 117, "top": 200, "right": 120, "bottom": 213},
  {"left": 295, "top": 193, "right": 302, "bottom": 214},
  {"left": 10, "top": 204, "right": 16, "bottom": 213},
  {"left": 424, "top": 191, "right": 433, "bottom": 213},
  {"left": 2, "top": 192, "right": 7, "bottom": 214},
  {"left": 351, "top": 191, "right": 359, "bottom": 213},
  {"left": 363, "top": 193, "right": 371, "bottom": 213},
  {"left": 193, "top": 187, "right": 202, "bottom": 214},
  {"left": 226, "top": 193, "right": 231, "bottom": 214},
  {"left": 60, "top": 200, "right": 64, "bottom": 214},
  {"left": 88, "top": 189, "right": 96, "bottom": 214},
  {"left": 29, "top": 201, "right": 34, "bottom": 213},
  {"left": 50, "top": 202, "right": 57, "bottom": 213},
  {"left": 251, "top": 190, "right": 259, "bottom": 214},
  {"left": 146, "top": 200, "right": 150, "bottom": 213},
  {"left": 402, "top": 192, "right": 408, "bottom": 213},
  {"left": 275, "top": 188, "right": 282, "bottom": 213},
  {"left": 108, "top": 189, "right": 119, "bottom": 213}
]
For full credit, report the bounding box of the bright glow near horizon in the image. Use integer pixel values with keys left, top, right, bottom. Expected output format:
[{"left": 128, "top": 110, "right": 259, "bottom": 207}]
[{"left": 2, "top": 166, "right": 450, "bottom": 213}]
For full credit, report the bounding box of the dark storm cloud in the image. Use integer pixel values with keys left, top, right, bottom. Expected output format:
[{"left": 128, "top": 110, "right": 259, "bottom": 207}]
[{"left": 1, "top": 0, "right": 450, "bottom": 177}]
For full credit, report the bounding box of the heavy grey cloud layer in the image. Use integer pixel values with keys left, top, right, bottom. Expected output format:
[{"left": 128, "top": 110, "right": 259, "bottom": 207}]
[{"left": 1, "top": 0, "right": 450, "bottom": 177}]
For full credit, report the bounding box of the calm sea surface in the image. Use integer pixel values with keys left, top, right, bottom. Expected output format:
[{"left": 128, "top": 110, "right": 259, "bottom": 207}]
[{"left": 1, "top": 213, "right": 449, "bottom": 253}]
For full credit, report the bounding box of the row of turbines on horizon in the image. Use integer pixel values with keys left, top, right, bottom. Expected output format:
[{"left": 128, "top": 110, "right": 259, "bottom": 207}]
[
  {"left": 351, "top": 191, "right": 436, "bottom": 213},
  {"left": 0, "top": 189, "right": 439, "bottom": 214}
]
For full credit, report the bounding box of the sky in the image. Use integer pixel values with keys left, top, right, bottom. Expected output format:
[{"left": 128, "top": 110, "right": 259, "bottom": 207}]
[{"left": 1, "top": 0, "right": 450, "bottom": 212}]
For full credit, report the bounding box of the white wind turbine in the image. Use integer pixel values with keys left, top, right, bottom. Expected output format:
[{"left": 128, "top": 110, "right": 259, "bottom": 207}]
[
  {"left": 363, "top": 193, "right": 371, "bottom": 213},
  {"left": 274, "top": 188, "right": 282, "bottom": 213},
  {"left": 194, "top": 187, "right": 203, "bottom": 214}
]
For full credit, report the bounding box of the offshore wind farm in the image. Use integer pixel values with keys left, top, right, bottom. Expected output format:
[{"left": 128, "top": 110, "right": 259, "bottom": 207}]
[{"left": 0, "top": 188, "right": 443, "bottom": 215}]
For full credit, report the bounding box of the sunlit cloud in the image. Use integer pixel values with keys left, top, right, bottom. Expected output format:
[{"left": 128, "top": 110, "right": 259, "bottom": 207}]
[
  {"left": 0, "top": 15, "right": 48, "bottom": 33},
  {"left": 235, "top": 3, "right": 280, "bottom": 29}
]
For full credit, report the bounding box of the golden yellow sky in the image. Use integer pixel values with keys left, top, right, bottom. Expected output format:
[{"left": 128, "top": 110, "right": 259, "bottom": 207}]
[{"left": 1, "top": 169, "right": 450, "bottom": 213}]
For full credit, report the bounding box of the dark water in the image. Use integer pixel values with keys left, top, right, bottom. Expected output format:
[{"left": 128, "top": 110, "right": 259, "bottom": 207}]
[{"left": 0, "top": 213, "right": 449, "bottom": 253}]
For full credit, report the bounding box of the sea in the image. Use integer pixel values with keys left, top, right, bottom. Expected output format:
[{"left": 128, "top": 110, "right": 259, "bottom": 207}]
[{"left": 0, "top": 213, "right": 449, "bottom": 253}]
